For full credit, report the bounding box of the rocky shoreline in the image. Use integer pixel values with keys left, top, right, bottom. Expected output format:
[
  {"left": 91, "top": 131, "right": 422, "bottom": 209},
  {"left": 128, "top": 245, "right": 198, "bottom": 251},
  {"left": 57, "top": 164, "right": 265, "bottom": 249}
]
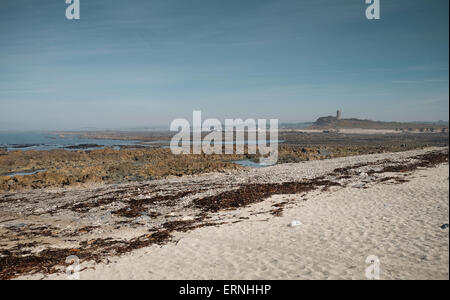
[{"left": 1, "top": 140, "right": 449, "bottom": 192}]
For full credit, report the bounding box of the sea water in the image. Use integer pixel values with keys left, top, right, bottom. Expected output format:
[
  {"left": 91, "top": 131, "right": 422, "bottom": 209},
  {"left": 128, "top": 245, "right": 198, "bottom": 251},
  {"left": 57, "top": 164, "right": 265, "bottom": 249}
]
[{"left": 0, "top": 132, "right": 140, "bottom": 151}]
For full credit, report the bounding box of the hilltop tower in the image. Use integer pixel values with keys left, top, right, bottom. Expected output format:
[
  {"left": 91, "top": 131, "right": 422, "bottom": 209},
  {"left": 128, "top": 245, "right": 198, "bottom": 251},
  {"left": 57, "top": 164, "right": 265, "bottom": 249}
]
[{"left": 336, "top": 109, "right": 342, "bottom": 120}]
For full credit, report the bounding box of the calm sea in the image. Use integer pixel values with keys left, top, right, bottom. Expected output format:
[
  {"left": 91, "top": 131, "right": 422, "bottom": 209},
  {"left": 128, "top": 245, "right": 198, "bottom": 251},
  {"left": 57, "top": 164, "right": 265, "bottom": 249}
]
[{"left": 0, "top": 132, "right": 140, "bottom": 151}]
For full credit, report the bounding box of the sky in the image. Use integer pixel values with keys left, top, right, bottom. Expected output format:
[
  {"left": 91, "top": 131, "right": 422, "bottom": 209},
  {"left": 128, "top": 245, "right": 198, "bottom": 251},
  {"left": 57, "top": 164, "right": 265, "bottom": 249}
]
[{"left": 0, "top": 0, "right": 448, "bottom": 130}]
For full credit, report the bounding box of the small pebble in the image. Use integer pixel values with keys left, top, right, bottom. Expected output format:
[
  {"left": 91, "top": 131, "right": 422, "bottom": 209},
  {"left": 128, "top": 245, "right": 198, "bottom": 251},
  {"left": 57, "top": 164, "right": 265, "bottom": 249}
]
[{"left": 289, "top": 220, "right": 302, "bottom": 227}]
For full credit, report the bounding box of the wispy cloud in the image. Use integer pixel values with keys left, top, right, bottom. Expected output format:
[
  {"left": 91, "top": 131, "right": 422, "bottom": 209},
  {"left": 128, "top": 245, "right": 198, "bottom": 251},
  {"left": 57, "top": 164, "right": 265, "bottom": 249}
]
[{"left": 0, "top": 0, "right": 448, "bottom": 129}]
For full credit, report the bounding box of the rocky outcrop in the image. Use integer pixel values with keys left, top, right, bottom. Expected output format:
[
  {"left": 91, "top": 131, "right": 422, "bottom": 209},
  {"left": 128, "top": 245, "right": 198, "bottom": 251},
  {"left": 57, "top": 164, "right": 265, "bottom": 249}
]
[
  {"left": 313, "top": 116, "right": 338, "bottom": 128},
  {"left": 1, "top": 141, "right": 448, "bottom": 191},
  {"left": 0, "top": 148, "right": 245, "bottom": 191},
  {"left": 310, "top": 116, "right": 449, "bottom": 131}
]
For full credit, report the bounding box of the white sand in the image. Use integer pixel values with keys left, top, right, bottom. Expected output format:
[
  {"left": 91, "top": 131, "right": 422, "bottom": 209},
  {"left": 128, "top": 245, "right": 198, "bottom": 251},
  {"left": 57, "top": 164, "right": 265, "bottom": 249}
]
[{"left": 27, "top": 154, "right": 448, "bottom": 280}]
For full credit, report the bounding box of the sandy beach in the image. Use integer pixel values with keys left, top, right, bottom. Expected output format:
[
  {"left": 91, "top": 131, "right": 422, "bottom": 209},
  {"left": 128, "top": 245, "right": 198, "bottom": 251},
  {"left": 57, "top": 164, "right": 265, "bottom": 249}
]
[
  {"left": 83, "top": 161, "right": 446, "bottom": 280},
  {"left": 0, "top": 147, "right": 447, "bottom": 280}
]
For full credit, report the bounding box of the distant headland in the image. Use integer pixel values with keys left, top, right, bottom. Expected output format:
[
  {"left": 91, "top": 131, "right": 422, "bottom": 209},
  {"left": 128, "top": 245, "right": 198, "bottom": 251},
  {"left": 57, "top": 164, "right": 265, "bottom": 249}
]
[{"left": 308, "top": 110, "right": 449, "bottom": 132}]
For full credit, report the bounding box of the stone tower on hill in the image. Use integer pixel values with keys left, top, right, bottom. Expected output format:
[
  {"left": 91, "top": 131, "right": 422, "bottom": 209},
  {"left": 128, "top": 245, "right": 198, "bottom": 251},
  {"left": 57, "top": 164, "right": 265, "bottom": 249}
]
[{"left": 336, "top": 109, "right": 342, "bottom": 120}]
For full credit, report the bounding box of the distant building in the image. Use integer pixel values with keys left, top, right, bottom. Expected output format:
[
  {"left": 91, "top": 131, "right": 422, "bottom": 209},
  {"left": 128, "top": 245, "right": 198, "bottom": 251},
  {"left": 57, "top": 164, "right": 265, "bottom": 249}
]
[{"left": 336, "top": 109, "right": 342, "bottom": 120}]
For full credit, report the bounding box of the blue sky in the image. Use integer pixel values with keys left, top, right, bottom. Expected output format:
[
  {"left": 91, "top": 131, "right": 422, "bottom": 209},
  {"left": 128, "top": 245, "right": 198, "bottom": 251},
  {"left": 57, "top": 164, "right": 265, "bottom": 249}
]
[{"left": 0, "top": 0, "right": 448, "bottom": 130}]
